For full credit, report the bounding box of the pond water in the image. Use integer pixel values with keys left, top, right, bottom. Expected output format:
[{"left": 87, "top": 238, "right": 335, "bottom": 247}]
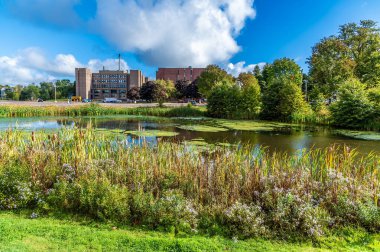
[{"left": 0, "top": 116, "right": 379, "bottom": 155}]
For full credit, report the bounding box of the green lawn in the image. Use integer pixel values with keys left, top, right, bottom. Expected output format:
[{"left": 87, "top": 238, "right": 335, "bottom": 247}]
[{"left": 0, "top": 212, "right": 379, "bottom": 251}]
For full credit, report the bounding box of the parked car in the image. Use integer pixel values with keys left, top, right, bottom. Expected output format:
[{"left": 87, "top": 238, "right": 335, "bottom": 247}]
[
  {"left": 37, "top": 98, "right": 44, "bottom": 102},
  {"left": 103, "top": 97, "right": 122, "bottom": 103},
  {"left": 82, "top": 99, "right": 92, "bottom": 103}
]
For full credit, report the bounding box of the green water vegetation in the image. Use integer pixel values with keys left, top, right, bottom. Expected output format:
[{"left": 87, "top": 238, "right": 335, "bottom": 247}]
[
  {"left": 124, "top": 130, "right": 179, "bottom": 137},
  {"left": 216, "top": 119, "right": 292, "bottom": 131},
  {"left": 1, "top": 212, "right": 379, "bottom": 252},
  {"left": 336, "top": 130, "right": 380, "bottom": 141},
  {"left": 177, "top": 124, "right": 229, "bottom": 132},
  {"left": 1, "top": 127, "right": 380, "bottom": 245}
]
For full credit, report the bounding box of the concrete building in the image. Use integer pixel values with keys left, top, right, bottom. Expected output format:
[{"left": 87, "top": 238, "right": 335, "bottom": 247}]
[
  {"left": 75, "top": 68, "right": 148, "bottom": 100},
  {"left": 156, "top": 67, "right": 205, "bottom": 83}
]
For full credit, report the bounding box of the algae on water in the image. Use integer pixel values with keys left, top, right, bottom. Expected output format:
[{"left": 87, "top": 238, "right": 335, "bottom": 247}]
[
  {"left": 124, "top": 130, "right": 179, "bottom": 137},
  {"left": 336, "top": 130, "right": 380, "bottom": 141},
  {"left": 177, "top": 125, "right": 229, "bottom": 132}
]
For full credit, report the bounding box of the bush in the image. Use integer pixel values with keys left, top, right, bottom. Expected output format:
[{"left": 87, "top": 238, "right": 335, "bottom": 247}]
[
  {"left": 262, "top": 77, "right": 311, "bottom": 121},
  {"left": 207, "top": 83, "right": 261, "bottom": 119},
  {"left": 222, "top": 202, "right": 266, "bottom": 239},
  {"left": 0, "top": 168, "right": 34, "bottom": 210},
  {"left": 330, "top": 79, "right": 376, "bottom": 129}
]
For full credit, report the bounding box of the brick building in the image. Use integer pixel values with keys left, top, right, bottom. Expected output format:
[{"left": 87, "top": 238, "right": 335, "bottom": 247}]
[
  {"left": 156, "top": 67, "right": 205, "bottom": 83},
  {"left": 75, "top": 68, "right": 148, "bottom": 100}
]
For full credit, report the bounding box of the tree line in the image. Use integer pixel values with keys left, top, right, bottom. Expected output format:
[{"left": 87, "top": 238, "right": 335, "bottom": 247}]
[
  {"left": 0, "top": 80, "right": 75, "bottom": 101},
  {"left": 135, "top": 20, "right": 380, "bottom": 130}
]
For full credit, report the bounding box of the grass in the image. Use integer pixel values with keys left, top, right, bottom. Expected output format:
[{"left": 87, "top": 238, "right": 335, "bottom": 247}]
[
  {"left": 1, "top": 212, "right": 379, "bottom": 252},
  {"left": 0, "top": 104, "right": 206, "bottom": 118}
]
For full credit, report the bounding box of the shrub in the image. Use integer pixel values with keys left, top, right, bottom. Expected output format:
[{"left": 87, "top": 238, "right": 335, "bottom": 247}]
[
  {"left": 222, "top": 202, "right": 266, "bottom": 239},
  {"left": 330, "top": 79, "right": 376, "bottom": 129},
  {"left": 207, "top": 82, "right": 261, "bottom": 119},
  {"left": 262, "top": 77, "right": 312, "bottom": 121},
  {"left": 0, "top": 169, "right": 34, "bottom": 210}
]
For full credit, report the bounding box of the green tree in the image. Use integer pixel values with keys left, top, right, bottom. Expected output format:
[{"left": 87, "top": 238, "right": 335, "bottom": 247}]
[
  {"left": 197, "top": 65, "right": 234, "bottom": 98},
  {"left": 339, "top": 20, "right": 380, "bottom": 87},
  {"left": 207, "top": 74, "right": 261, "bottom": 119},
  {"left": 39, "top": 82, "right": 54, "bottom": 101},
  {"left": 264, "top": 58, "right": 303, "bottom": 87},
  {"left": 20, "top": 84, "right": 40, "bottom": 101},
  {"left": 262, "top": 77, "right": 311, "bottom": 121},
  {"left": 330, "top": 79, "right": 375, "bottom": 129}
]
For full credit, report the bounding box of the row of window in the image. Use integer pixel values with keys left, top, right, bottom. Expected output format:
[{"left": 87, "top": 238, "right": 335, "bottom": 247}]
[
  {"left": 93, "top": 89, "right": 127, "bottom": 94},
  {"left": 94, "top": 74, "right": 128, "bottom": 78},
  {"left": 92, "top": 84, "right": 127, "bottom": 88}
]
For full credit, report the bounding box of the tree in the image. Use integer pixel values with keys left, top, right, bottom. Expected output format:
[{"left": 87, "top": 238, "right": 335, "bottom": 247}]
[
  {"left": 308, "top": 20, "right": 380, "bottom": 99},
  {"left": 140, "top": 81, "right": 156, "bottom": 102},
  {"left": 330, "top": 78, "right": 375, "bottom": 129},
  {"left": 139, "top": 80, "right": 175, "bottom": 105},
  {"left": 207, "top": 75, "right": 261, "bottom": 120},
  {"left": 39, "top": 82, "right": 54, "bottom": 101},
  {"left": 261, "top": 77, "right": 311, "bottom": 121},
  {"left": 154, "top": 80, "right": 175, "bottom": 106},
  {"left": 56, "top": 79, "right": 75, "bottom": 98},
  {"left": 197, "top": 65, "right": 234, "bottom": 98},
  {"left": 339, "top": 20, "right": 380, "bottom": 87},
  {"left": 185, "top": 79, "right": 201, "bottom": 99},
  {"left": 308, "top": 37, "right": 356, "bottom": 99},
  {"left": 264, "top": 58, "right": 303, "bottom": 87},
  {"left": 20, "top": 84, "right": 40, "bottom": 101},
  {"left": 127, "top": 87, "right": 140, "bottom": 101},
  {"left": 175, "top": 80, "right": 191, "bottom": 99}
]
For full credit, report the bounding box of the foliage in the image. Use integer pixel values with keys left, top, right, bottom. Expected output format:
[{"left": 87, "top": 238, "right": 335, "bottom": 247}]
[
  {"left": 307, "top": 37, "right": 355, "bottom": 98},
  {"left": 207, "top": 81, "right": 261, "bottom": 119},
  {"left": 263, "top": 58, "right": 303, "bottom": 87},
  {"left": 308, "top": 20, "right": 380, "bottom": 99},
  {"left": 0, "top": 128, "right": 380, "bottom": 240},
  {"left": 197, "top": 65, "right": 234, "bottom": 98},
  {"left": 261, "top": 77, "right": 312, "bottom": 121},
  {"left": 127, "top": 87, "right": 140, "bottom": 101},
  {"left": 140, "top": 80, "right": 175, "bottom": 104},
  {"left": 0, "top": 104, "right": 206, "bottom": 118},
  {"left": 330, "top": 79, "right": 377, "bottom": 129}
]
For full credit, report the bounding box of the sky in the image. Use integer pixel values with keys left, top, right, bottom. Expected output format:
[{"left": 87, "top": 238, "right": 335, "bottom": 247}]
[{"left": 0, "top": 0, "right": 380, "bottom": 85}]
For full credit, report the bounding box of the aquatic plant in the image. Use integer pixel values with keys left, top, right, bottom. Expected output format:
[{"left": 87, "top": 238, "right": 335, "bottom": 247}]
[{"left": 0, "top": 128, "right": 379, "bottom": 239}]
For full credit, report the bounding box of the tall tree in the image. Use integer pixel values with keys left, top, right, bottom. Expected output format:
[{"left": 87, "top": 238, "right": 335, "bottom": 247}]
[{"left": 197, "top": 65, "right": 234, "bottom": 98}]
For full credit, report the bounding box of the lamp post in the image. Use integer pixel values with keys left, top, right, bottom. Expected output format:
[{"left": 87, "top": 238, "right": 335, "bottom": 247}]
[{"left": 54, "top": 81, "right": 57, "bottom": 103}]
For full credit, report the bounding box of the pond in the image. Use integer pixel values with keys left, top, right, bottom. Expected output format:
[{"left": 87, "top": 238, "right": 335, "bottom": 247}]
[{"left": 0, "top": 115, "right": 379, "bottom": 155}]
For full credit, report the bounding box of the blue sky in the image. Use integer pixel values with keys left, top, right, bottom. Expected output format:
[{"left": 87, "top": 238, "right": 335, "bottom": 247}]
[{"left": 0, "top": 0, "right": 379, "bottom": 85}]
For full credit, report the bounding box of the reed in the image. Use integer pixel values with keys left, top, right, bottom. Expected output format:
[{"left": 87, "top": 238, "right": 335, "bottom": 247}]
[
  {"left": 0, "top": 104, "right": 206, "bottom": 118},
  {"left": 0, "top": 127, "right": 379, "bottom": 239}
]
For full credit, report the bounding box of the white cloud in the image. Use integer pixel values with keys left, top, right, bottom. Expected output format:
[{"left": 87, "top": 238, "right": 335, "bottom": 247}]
[
  {"left": 88, "top": 58, "right": 129, "bottom": 72},
  {"left": 226, "top": 61, "right": 266, "bottom": 77},
  {"left": 0, "top": 48, "right": 129, "bottom": 85},
  {"left": 6, "top": 0, "right": 256, "bottom": 67},
  {"left": 92, "top": 0, "right": 255, "bottom": 66}
]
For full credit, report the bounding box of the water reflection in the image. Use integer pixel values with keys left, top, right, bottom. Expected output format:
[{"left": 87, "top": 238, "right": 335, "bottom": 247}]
[{"left": 0, "top": 116, "right": 379, "bottom": 155}]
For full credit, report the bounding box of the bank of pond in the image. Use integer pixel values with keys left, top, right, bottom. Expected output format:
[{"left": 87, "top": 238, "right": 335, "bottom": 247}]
[{"left": 0, "top": 115, "right": 379, "bottom": 155}]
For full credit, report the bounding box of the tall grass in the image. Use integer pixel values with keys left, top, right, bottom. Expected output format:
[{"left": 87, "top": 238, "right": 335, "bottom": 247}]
[
  {"left": 0, "top": 104, "right": 206, "bottom": 118},
  {"left": 0, "top": 128, "right": 379, "bottom": 239}
]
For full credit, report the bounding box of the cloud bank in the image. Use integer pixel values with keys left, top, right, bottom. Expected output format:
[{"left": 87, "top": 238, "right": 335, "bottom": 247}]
[
  {"left": 0, "top": 48, "right": 129, "bottom": 85},
  {"left": 227, "top": 61, "right": 266, "bottom": 77},
  {"left": 7, "top": 0, "right": 255, "bottom": 67}
]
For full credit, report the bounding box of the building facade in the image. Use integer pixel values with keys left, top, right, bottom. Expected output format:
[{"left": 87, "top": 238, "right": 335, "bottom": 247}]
[
  {"left": 75, "top": 68, "right": 148, "bottom": 100},
  {"left": 156, "top": 67, "right": 205, "bottom": 83}
]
